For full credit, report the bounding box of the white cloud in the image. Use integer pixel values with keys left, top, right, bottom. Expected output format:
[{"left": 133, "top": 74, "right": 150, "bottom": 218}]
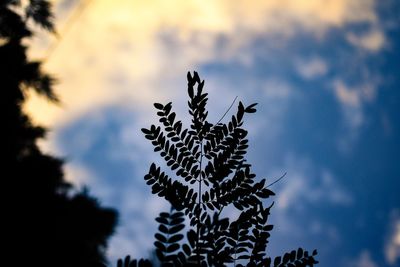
[
  {"left": 348, "top": 251, "right": 378, "bottom": 267},
  {"left": 107, "top": 192, "right": 169, "bottom": 261},
  {"left": 265, "top": 154, "right": 351, "bottom": 257},
  {"left": 333, "top": 80, "right": 363, "bottom": 108},
  {"left": 268, "top": 154, "right": 352, "bottom": 239},
  {"left": 385, "top": 210, "right": 400, "bottom": 265},
  {"left": 64, "top": 160, "right": 169, "bottom": 261},
  {"left": 64, "top": 162, "right": 94, "bottom": 187},
  {"left": 274, "top": 155, "right": 353, "bottom": 212},
  {"left": 332, "top": 79, "right": 378, "bottom": 144},
  {"left": 347, "top": 29, "right": 385, "bottom": 52},
  {"left": 263, "top": 79, "right": 293, "bottom": 99},
  {"left": 295, "top": 57, "right": 328, "bottom": 79},
  {"left": 25, "top": 0, "right": 381, "bottom": 129}
]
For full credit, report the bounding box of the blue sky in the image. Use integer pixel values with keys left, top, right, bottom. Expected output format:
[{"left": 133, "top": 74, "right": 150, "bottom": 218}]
[{"left": 27, "top": 1, "right": 400, "bottom": 266}]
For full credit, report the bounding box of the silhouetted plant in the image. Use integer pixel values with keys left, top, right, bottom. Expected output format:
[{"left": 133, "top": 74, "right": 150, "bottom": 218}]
[
  {"left": 120, "top": 72, "right": 318, "bottom": 266},
  {"left": 117, "top": 256, "right": 152, "bottom": 267},
  {"left": 1, "top": 1, "right": 117, "bottom": 266}
]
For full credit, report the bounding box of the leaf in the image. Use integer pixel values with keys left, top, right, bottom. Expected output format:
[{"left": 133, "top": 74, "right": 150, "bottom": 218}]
[
  {"left": 193, "top": 71, "right": 200, "bottom": 83},
  {"left": 257, "top": 188, "right": 275, "bottom": 198},
  {"left": 155, "top": 233, "right": 167, "bottom": 242},
  {"left": 289, "top": 250, "right": 296, "bottom": 261},
  {"left": 238, "top": 255, "right": 250, "bottom": 260},
  {"left": 297, "top": 248, "right": 303, "bottom": 259},
  {"left": 156, "top": 250, "right": 164, "bottom": 262},
  {"left": 263, "top": 224, "right": 273, "bottom": 231},
  {"left": 182, "top": 244, "right": 191, "bottom": 256},
  {"left": 245, "top": 103, "right": 257, "bottom": 113},
  {"left": 169, "top": 224, "right": 185, "bottom": 234},
  {"left": 227, "top": 238, "right": 236, "bottom": 247},
  {"left": 154, "top": 103, "right": 164, "bottom": 110},
  {"left": 164, "top": 102, "right": 172, "bottom": 114},
  {"left": 187, "top": 230, "right": 196, "bottom": 248},
  {"left": 282, "top": 253, "right": 290, "bottom": 264},
  {"left": 171, "top": 218, "right": 185, "bottom": 226},
  {"left": 155, "top": 241, "right": 166, "bottom": 252},
  {"left": 158, "top": 224, "right": 169, "bottom": 234},
  {"left": 166, "top": 243, "right": 180, "bottom": 253},
  {"left": 141, "top": 128, "right": 151, "bottom": 134},
  {"left": 313, "top": 249, "right": 318, "bottom": 256},
  {"left": 124, "top": 256, "right": 131, "bottom": 267},
  {"left": 171, "top": 163, "right": 179, "bottom": 171},
  {"left": 171, "top": 212, "right": 184, "bottom": 219},
  {"left": 159, "top": 212, "right": 170, "bottom": 218},
  {"left": 274, "top": 256, "right": 281, "bottom": 266},
  {"left": 168, "top": 112, "right": 176, "bottom": 124},
  {"left": 168, "top": 234, "right": 184, "bottom": 243}
]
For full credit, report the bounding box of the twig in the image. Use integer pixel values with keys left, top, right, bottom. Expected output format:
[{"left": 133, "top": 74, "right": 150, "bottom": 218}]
[
  {"left": 214, "top": 96, "right": 238, "bottom": 126},
  {"left": 266, "top": 172, "right": 287, "bottom": 188}
]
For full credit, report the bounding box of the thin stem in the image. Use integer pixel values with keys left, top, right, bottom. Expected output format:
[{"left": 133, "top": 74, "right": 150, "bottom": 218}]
[
  {"left": 196, "top": 141, "right": 204, "bottom": 265},
  {"left": 198, "top": 96, "right": 238, "bottom": 137},
  {"left": 214, "top": 96, "right": 238, "bottom": 126},
  {"left": 234, "top": 250, "right": 237, "bottom": 267},
  {"left": 266, "top": 172, "right": 287, "bottom": 188},
  {"left": 217, "top": 207, "right": 223, "bottom": 217}
]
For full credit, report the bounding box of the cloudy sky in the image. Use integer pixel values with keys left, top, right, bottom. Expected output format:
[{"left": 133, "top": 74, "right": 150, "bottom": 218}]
[{"left": 26, "top": 0, "right": 400, "bottom": 266}]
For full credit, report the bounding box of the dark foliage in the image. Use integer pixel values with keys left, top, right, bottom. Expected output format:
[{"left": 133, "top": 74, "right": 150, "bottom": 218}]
[
  {"left": 119, "top": 72, "right": 318, "bottom": 266},
  {"left": 1, "top": 1, "right": 117, "bottom": 266}
]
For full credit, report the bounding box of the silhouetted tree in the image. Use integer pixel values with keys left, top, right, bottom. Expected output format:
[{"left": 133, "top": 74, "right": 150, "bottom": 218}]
[
  {"left": 119, "top": 72, "right": 318, "bottom": 266},
  {"left": 1, "top": 1, "right": 117, "bottom": 266}
]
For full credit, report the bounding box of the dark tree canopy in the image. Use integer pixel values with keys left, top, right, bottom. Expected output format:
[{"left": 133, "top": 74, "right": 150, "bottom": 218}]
[{"left": 1, "top": 1, "right": 117, "bottom": 266}]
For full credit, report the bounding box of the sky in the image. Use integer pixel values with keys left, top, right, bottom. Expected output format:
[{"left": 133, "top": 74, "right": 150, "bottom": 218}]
[{"left": 26, "top": 0, "right": 400, "bottom": 266}]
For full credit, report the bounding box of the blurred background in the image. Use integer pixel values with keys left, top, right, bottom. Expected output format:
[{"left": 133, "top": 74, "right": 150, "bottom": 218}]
[{"left": 26, "top": 0, "right": 399, "bottom": 266}]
